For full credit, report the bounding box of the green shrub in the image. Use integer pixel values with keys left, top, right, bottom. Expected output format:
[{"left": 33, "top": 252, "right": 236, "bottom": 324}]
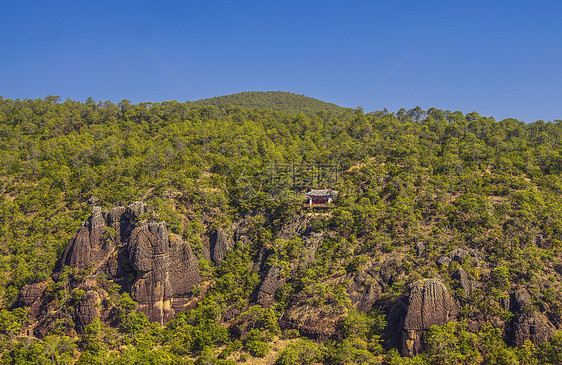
[
  {"left": 275, "top": 338, "right": 322, "bottom": 365},
  {"left": 244, "top": 329, "right": 270, "bottom": 358}
]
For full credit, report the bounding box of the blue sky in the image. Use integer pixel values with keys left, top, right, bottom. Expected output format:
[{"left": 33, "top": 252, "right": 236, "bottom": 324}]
[{"left": 1, "top": 1, "right": 561, "bottom": 122}]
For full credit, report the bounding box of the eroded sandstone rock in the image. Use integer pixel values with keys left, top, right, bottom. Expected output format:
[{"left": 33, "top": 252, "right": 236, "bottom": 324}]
[
  {"left": 257, "top": 265, "right": 285, "bottom": 307},
  {"left": 61, "top": 206, "right": 112, "bottom": 269},
  {"left": 402, "top": 279, "right": 459, "bottom": 356},
  {"left": 24, "top": 202, "right": 202, "bottom": 335},
  {"left": 511, "top": 289, "right": 555, "bottom": 346},
  {"left": 19, "top": 282, "right": 48, "bottom": 306},
  {"left": 279, "top": 303, "right": 343, "bottom": 340},
  {"left": 210, "top": 227, "right": 230, "bottom": 265},
  {"left": 75, "top": 291, "right": 100, "bottom": 333},
  {"left": 129, "top": 222, "right": 201, "bottom": 324}
]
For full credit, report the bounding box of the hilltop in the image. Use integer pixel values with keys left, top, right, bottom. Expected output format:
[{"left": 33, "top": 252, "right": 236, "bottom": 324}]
[{"left": 193, "top": 90, "right": 349, "bottom": 114}]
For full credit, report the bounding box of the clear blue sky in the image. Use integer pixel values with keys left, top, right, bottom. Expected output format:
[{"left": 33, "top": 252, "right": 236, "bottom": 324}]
[{"left": 2, "top": 1, "right": 561, "bottom": 122}]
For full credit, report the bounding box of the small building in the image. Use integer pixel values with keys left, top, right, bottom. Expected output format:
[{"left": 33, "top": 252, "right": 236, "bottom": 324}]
[{"left": 305, "top": 189, "right": 338, "bottom": 206}]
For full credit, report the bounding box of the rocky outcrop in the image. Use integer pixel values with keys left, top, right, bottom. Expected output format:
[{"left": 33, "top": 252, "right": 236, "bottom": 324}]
[
  {"left": 210, "top": 227, "right": 230, "bottom": 265},
  {"left": 22, "top": 200, "right": 561, "bottom": 355},
  {"left": 60, "top": 203, "right": 143, "bottom": 273},
  {"left": 347, "top": 271, "right": 382, "bottom": 312},
  {"left": 129, "top": 222, "right": 201, "bottom": 324},
  {"left": 257, "top": 265, "right": 285, "bottom": 307},
  {"left": 19, "top": 282, "right": 48, "bottom": 307},
  {"left": 402, "top": 279, "right": 459, "bottom": 356},
  {"left": 437, "top": 248, "right": 482, "bottom": 267},
  {"left": 61, "top": 206, "right": 112, "bottom": 269},
  {"left": 453, "top": 268, "right": 473, "bottom": 296},
  {"left": 279, "top": 302, "right": 344, "bottom": 340},
  {"left": 22, "top": 202, "right": 202, "bottom": 335},
  {"left": 510, "top": 289, "right": 555, "bottom": 346},
  {"left": 18, "top": 282, "right": 49, "bottom": 319},
  {"left": 75, "top": 291, "right": 100, "bottom": 333}
]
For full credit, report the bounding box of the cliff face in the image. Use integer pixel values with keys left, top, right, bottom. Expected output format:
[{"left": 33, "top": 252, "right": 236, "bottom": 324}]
[{"left": 21, "top": 202, "right": 202, "bottom": 335}]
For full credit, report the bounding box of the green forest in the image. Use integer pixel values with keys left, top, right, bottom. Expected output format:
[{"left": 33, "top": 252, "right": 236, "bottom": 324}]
[
  {"left": 0, "top": 92, "right": 561, "bottom": 364},
  {"left": 193, "top": 91, "right": 348, "bottom": 115}
]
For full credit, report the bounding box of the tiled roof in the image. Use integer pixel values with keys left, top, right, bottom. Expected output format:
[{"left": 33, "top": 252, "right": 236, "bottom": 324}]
[{"left": 306, "top": 189, "right": 338, "bottom": 197}]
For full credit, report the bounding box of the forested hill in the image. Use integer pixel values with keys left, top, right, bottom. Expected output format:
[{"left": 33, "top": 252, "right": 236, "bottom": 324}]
[
  {"left": 1, "top": 96, "right": 562, "bottom": 363},
  {"left": 193, "top": 90, "right": 348, "bottom": 114}
]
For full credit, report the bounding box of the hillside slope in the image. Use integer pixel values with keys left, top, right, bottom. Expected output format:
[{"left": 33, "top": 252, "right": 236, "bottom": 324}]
[
  {"left": 0, "top": 97, "right": 562, "bottom": 363},
  {"left": 193, "top": 90, "right": 349, "bottom": 114}
]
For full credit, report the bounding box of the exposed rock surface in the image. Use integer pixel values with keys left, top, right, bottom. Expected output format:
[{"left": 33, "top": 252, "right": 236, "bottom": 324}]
[
  {"left": 129, "top": 222, "right": 201, "bottom": 324},
  {"left": 210, "top": 227, "right": 230, "bottom": 264},
  {"left": 453, "top": 268, "right": 472, "bottom": 296},
  {"left": 402, "top": 279, "right": 459, "bottom": 356},
  {"left": 17, "top": 201, "right": 561, "bottom": 355},
  {"left": 437, "top": 248, "right": 482, "bottom": 267},
  {"left": 61, "top": 206, "right": 111, "bottom": 269},
  {"left": 22, "top": 202, "right": 202, "bottom": 335},
  {"left": 510, "top": 289, "right": 556, "bottom": 346},
  {"left": 19, "top": 282, "right": 48, "bottom": 307},
  {"left": 18, "top": 282, "right": 49, "bottom": 319},
  {"left": 257, "top": 265, "right": 285, "bottom": 307},
  {"left": 279, "top": 301, "right": 343, "bottom": 340},
  {"left": 75, "top": 291, "right": 100, "bottom": 333},
  {"left": 347, "top": 271, "right": 382, "bottom": 312}
]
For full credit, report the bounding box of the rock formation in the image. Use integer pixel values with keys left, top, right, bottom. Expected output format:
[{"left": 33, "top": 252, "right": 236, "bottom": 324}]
[
  {"left": 18, "top": 282, "right": 49, "bottom": 319},
  {"left": 453, "top": 268, "right": 473, "bottom": 296},
  {"left": 510, "top": 289, "right": 555, "bottom": 346},
  {"left": 402, "top": 279, "right": 459, "bottom": 356},
  {"left": 128, "top": 222, "right": 201, "bottom": 324},
  {"left": 279, "top": 301, "right": 344, "bottom": 340},
  {"left": 210, "top": 227, "right": 230, "bottom": 265},
  {"left": 21, "top": 202, "right": 202, "bottom": 335},
  {"left": 436, "top": 248, "right": 482, "bottom": 267},
  {"left": 257, "top": 265, "right": 285, "bottom": 307},
  {"left": 347, "top": 271, "right": 382, "bottom": 312},
  {"left": 16, "top": 201, "right": 560, "bottom": 354},
  {"left": 75, "top": 291, "right": 101, "bottom": 333}
]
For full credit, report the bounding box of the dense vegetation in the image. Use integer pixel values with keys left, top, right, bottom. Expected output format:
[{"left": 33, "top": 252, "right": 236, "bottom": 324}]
[
  {"left": 0, "top": 93, "right": 561, "bottom": 363},
  {"left": 193, "top": 91, "right": 348, "bottom": 115}
]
